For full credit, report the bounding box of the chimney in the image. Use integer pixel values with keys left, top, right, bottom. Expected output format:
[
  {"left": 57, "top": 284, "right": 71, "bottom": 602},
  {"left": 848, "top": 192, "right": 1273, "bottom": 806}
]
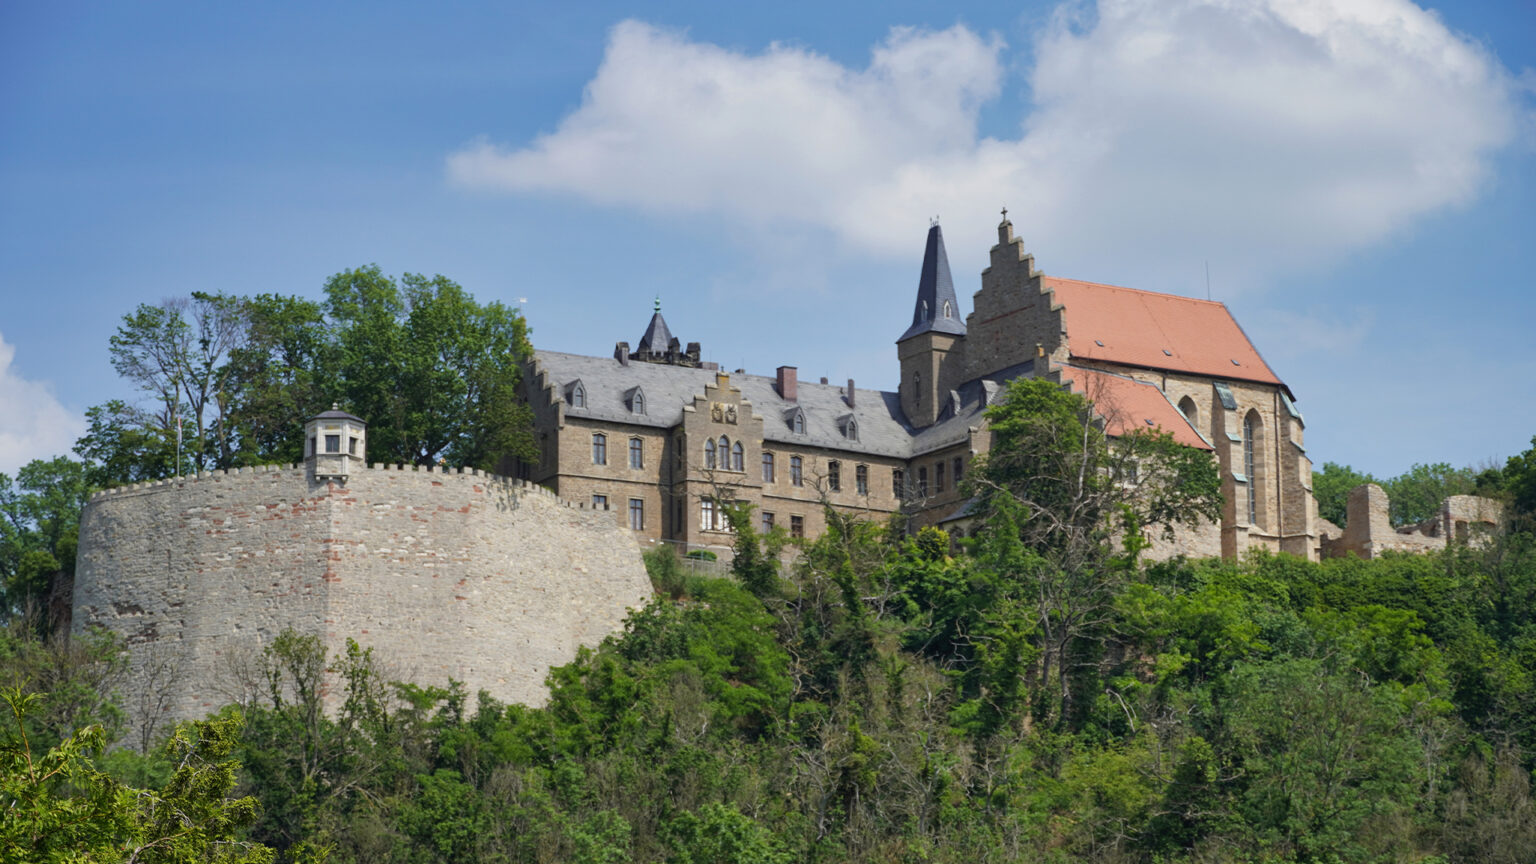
[
  {"left": 614, "top": 341, "right": 630, "bottom": 366},
  {"left": 845, "top": 378, "right": 855, "bottom": 408},
  {"left": 776, "top": 366, "right": 798, "bottom": 402},
  {"left": 820, "top": 376, "right": 829, "bottom": 385}
]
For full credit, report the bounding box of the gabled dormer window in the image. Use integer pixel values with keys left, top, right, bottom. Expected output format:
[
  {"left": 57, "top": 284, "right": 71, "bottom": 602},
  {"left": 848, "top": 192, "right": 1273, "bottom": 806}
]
[
  {"left": 627, "top": 386, "right": 646, "bottom": 415},
  {"left": 786, "top": 408, "right": 806, "bottom": 435},
  {"left": 568, "top": 380, "right": 586, "bottom": 409},
  {"left": 943, "top": 300, "right": 952, "bottom": 318},
  {"left": 840, "top": 414, "right": 859, "bottom": 441}
]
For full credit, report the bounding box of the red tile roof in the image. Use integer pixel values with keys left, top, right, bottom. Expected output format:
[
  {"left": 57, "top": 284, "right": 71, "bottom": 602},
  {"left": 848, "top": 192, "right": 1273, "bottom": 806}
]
[
  {"left": 1045, "top": 277, "right": 1283, "bottom": 387},
  {"left": 1057, "top": 363, "right": 1212, "bottom": 451}
]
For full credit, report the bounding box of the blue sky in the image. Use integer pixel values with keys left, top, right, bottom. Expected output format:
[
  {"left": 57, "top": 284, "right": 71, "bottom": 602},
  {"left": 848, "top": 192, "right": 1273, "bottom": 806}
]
[{"left": 1, "top": 0, "right": 1532, "bottom": 479}]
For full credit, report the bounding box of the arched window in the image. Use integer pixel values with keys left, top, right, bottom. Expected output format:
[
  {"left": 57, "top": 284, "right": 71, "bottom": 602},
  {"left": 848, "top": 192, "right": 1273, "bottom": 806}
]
[
  {"left": 632, "top": 389, "right": 645, "bottom": 414},
  {"left": 731, "top": 441, "right": 744, "bottom": 472},
  {"left": 943, "top": 300, "right": 952, "bottom": 318},
  {"left": 790, "top": 456, "right": 803, "bottom": 487},
  {"left": 570, "top": 382, "right": 586, "bottom": 409},
  {"left": 1243, "top": 412, "right": 1257, "bottom": 525},
  {"left": 591, "top": 433, "right": 607, "bottom": 465},
  {"left": 828, "top": 461, "right": 841, "bottom": 492},
  {"left": 762, "top": 452, "right": 775, "bottom": 483},
  {"left": 792, "top": 412, "right": 805, "bottom": 434},
  {"left": 704, "top": 439, "right": 716, "bottom": 469},
  {"left": 845, "top": 417, "right": 858, "bottom": 440},
  {"left": 1178, "top": 395, "right": 1198, "bottom": 429},
  {"left": 718, "top": 436, "right": 730, "bottom": 470},
  {"left": 855, "top": 464, "right": 868, "bottom": 495}
]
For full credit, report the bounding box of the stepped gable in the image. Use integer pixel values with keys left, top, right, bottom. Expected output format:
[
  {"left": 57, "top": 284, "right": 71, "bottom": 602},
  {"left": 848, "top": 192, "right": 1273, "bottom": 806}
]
[
  {"left": 1047, "top": 277, "right": 1284, "bottom": 389},
  {"left": 1056, "top": 363, "right": 1213, "bottom": 450}
]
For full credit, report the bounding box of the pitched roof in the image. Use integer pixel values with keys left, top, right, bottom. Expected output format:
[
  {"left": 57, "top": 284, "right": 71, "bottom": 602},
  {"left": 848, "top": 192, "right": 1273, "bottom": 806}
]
[
  {"left": 1056, "top": 363, "right": 1212, "bottom": 450},
  {"left": 636, "top": 311, "right": 674, "bottom": 354},
  {"left": 898, "top": 224, "right": 967, "bottom": 342},
  {"left": 1046, "top": 277, "right": 1283, "bottom": 388}
]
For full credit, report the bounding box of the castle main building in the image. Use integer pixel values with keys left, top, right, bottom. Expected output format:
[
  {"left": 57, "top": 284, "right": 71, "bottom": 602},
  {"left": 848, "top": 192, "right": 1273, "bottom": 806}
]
[{"left": 519, "top": 216, "right": 1320, "bottom": 561}]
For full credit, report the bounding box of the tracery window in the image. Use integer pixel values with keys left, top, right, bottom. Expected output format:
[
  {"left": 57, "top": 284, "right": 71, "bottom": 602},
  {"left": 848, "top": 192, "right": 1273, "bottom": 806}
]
[{"left": 1244, "top": 413, "right": 1257, "bottom": 525}]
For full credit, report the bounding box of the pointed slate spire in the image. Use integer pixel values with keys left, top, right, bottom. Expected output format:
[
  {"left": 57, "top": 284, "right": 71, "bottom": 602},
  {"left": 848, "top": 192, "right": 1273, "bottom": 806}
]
[
  {"left": 636, "top": 296, "right": 674, "bottom": 356},
  {"left": 898, "top": 222, "right": 966, "bottom": 342}
]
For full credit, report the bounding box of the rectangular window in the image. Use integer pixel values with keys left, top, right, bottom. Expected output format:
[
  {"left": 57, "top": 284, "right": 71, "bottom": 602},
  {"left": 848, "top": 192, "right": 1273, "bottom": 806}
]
[
  {"left": 348, "top": 437, "right": 358, "bottom": 455},
  {"left": 855, "top": 465, "right": 868, "bottom": 495},
  {"left": 325, "top": 434, "right": 340, "bottom": 453},
  {"left": 592, "top": 494, "right": 608, "bottom": 510},
  {"left": 893, "top": 469, "right": 904, "bottom": 498},
  {"left": 828, "top": 461, "right": 841, "bottom": 492},
  {"left": 629, "top": 438, "right": 643, "bottom": 469},
  {"left": 629, "top": 498, "right": 644, "bottom": 531},
  {"left": 936, "top": 461, "right": 945, "bottom": 493},
  {"left": 592, "top": 433, "right": 607, "bottom": 465},
  {"left": 953, "top": 456, "right": 963, "bottom": 484},
  {"left": 791, "top": 456, "right": 803, "bottom": 487},
  {"left": 761, "top": 511, "right": 775, "bottom": 533},
  {"left": 762, "top": 452, "right": 775, "bottom": 483},
  {"left": 701, "top": 499, "right": 716, "bottom": 531},
  {"left": 790, "top": 515, "right": 804, "bottom": 539},
  {"left": 918, "top": 467, "right": 928, "bottom": 496}
]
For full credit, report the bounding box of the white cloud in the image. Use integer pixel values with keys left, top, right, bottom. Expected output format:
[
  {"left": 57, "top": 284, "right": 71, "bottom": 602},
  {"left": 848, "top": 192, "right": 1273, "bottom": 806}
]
[
  {"left": 0, "top": 333, "right": 84, "bottom": 477},
  {"left": 449, "top": 0, "right": 1521, "bottom": 292}
]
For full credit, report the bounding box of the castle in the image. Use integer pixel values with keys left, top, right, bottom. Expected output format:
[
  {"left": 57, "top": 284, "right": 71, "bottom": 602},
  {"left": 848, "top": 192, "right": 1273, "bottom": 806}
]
[{"left": 518, "top": 215, "right": 1319, "bottom": 561}]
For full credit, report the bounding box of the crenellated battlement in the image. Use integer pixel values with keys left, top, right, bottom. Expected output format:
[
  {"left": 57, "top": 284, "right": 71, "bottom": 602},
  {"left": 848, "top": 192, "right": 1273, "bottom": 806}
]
[{"left": 87, "top": 461, "right": 609, "bottom": 511}]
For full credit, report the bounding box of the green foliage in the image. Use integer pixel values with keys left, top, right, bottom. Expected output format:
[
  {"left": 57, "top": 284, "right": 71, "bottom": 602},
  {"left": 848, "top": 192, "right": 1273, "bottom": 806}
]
[
  {"left": 1383, "top": 461, "right": 1479, "bottom": 526},
  {"left": 1312, "top": 461, "right": 1378, "bottom": 527},
  {"left": 0, "top": 456, "right": 91, "bottom": 618}
]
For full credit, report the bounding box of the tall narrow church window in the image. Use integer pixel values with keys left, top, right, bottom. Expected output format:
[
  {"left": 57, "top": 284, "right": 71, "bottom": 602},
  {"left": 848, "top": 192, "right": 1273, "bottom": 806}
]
[
  {"left": 828, "top": 461, "right": 841, "bottom": 492},
  {"left": 592, "top": 433, "right": 607, "bottom": 465},
  {"left": 1243, "top": 414, "right": 1256, "bottom": 524},
  {"left": 731, "top": 441, "right": 744, "bottom": 471},
  {"left": 704, "top": 439, "right": 716, "bottom": 469}
]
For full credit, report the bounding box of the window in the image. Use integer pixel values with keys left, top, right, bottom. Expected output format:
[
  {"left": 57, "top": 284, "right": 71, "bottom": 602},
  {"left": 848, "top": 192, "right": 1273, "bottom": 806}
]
[
  {"left": 918, "top": 466, "right": 928, "bottom": 496},
  {"left": 348, "top": 436, "right": 358, "bottom": 455},
  {"left": 762, "top": 452, "right": 775, "bottom": 483},
  {"left": 761, "top": 511, "right": 775, "bottom": 533},
  {"left": 592, "top": 494, "right": 608, "bottom": 510},
  {"left": 953, "top": 456, "right": 963, "bottom": 484},
  {"left": 1244, "top": 413, "right": 1257, "bottom": 525},
  {"left": 704, "top": 439, "right": 716, "bottom": 469},
  {"left": 790, "top": 515, "right": 804, "bottom": 539},
  {"left": 845, "top": 417, "right": 858, "bottom": 440},
  {"left": 731, "top": 441, "right": 744, "bottom": 472},
  {"left": 325, "top": 434, "right": 340, "bottom": 453},
  {"left": 1178, "top": 395, "right": 1198, "bottom": 428},
  {"left": 718, "top": 436, "right": 730, "bottom": 470},
  {"left": 629, "top": 437, "right": 643, "bottom": 469},
  {"left": 308, "top": 436, "right": 316, "bottom": 456},
  {"left": 792, "top": 411, "right": 805, "bottom": 434},
  {"left": 791, "top": 456, "right": 803, "bottom": 487},
  {"left": 912, "top": 370, "right": 920, "bottom": 398},
  {"left": 943, "top": 300, "right": 952, "bottom": 317},
  {"left": 592, "top": 433, "right": 607, "bottom": 465},
  {"left": 828, "top": 461, "right": 841, "bottom": 492},
  {"left": 570, "top": 382, "right": 586, "bottom": 408},
  {"left": 893, "top": 469, "right": 904, "bottom": 497},
  {"left": 935, "top": 461, "right": 946, "bottom": 493},
  {"left": 701, "top": 498, "right": 716, "bottom": 531},
  {"left": 855, "top": 464, "right": 868, "bottom": 495},
  {"left": 629, "top": 498, "right": 644, "bottom": 531},
  {"left": 631, "top": 389, "right": 645, "bottom": 414}
]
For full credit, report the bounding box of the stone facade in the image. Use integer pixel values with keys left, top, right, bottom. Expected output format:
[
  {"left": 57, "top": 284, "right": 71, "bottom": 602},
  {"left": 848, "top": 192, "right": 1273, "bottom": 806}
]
[
  {"left": 523, "top": 217, "right": 1322, "bottom": 561},
  {"left": 1321, "top": 483, "right": 1503, "bottom": 559},
  {"left": 73, "top": 459, "right": 652, "bottom": 737}
]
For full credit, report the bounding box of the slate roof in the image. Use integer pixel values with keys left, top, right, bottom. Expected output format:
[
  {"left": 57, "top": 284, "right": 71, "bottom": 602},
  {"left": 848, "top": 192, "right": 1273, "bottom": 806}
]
[
  {"left": 898, "top": 224, "right": 967, "bottom": 342},
  {"left": 1047, "top": 277, "right": 1284, "bottom": 389},
  {"left": 534, "top": 351, "right": 922, "bottom": 459},
  {"left": 310, "top": 406, "right": 366, "bottom": 424},
  {"left": 637, "top": 311, "right": 674, "bottom": 354}
]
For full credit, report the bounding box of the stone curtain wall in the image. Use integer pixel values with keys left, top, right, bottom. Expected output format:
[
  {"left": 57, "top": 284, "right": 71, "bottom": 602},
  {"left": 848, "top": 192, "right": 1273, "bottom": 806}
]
[{"left": 73, "top": 464, "right": 653, "bottom": 738}]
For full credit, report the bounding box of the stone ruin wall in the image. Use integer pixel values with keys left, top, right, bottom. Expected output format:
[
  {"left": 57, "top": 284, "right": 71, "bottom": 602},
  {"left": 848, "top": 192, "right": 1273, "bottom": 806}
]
[
  {"left": 1320, "top": 483, "right": 1504, "bottom": 560},
  {"left": 72, "top": 463, "right": 653, "bottom": 738}
]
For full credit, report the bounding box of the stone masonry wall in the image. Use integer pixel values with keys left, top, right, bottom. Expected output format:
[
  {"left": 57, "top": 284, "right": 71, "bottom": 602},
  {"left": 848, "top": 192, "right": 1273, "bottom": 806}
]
[{"left": 73, "top": 463, "right": 653, "bottom": 740}]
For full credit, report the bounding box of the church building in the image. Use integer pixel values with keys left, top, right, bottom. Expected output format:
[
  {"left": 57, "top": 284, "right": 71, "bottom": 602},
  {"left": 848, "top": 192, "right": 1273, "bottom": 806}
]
[{"left": 516, "top": 214, "right": 1319, "bottom": 561}]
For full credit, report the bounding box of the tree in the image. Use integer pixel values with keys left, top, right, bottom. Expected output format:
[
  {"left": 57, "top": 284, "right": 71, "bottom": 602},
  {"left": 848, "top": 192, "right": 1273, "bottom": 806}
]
[
  {"left": 324, "top": 266, "right": 538, "bottom": 469},
  {"left": 0, "top": 457, "right": 92, "bottom": 618},
  {"left": 1383, "top": 462, "right": 1478, "bottom": 526}
]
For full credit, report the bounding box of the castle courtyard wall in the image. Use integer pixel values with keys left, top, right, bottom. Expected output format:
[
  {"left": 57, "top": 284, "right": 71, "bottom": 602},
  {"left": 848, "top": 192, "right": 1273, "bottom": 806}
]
[{"left": 73, "top": 464, "right": 653, "bottom": 738}]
